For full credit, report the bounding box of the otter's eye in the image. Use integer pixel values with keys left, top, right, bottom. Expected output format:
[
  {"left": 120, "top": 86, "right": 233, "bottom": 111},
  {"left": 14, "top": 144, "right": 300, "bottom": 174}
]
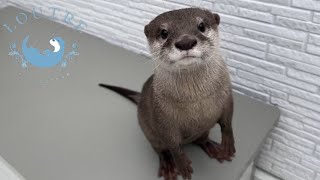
[
  {"left": 198, "top": 22, "right": 206, "bottom": 32},
  {"left": 160, "top": 29, "right": 169, "bottom": 39}
]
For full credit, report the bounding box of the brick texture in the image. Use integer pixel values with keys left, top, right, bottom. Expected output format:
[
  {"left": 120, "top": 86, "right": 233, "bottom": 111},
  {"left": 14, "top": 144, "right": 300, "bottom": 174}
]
[
  {"left": 0, "top": 0, "right": 6, "bottom": 8},
  {"left": 2, "top": 0, "right": 320, "bottom": 180}
]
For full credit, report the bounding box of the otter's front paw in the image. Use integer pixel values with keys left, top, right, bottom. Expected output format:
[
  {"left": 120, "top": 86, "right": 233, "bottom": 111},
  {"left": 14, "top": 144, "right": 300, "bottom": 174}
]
[
  {"left": 199, "top": 139, "right": 234, "bottom": 163},
  {"left": 175, "top": 154, "right": 193, "bottom": 180},
  {"left": 221, "top": 133, "right": 236, "bottom": 158},
  {"left": 158, "top": 151, "right": 179, "bottom": 180}
]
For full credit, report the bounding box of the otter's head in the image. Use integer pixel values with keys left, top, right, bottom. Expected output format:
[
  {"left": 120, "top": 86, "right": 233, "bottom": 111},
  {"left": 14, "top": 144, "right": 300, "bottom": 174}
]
[{"left": 144, "top": 8, "right": 220, "bottom": 71}]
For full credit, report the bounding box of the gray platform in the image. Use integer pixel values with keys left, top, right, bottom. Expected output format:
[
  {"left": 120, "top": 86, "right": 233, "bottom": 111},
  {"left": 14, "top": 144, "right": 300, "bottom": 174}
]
[{"left": 0, "top": 6, "right": 280, "bottom": 180}]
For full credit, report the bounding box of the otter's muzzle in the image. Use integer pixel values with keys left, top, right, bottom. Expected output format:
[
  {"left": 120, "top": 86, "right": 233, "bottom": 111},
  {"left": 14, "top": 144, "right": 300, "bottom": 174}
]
[{"left": 175, "top": 35, "right": 197, "bottom": 51}]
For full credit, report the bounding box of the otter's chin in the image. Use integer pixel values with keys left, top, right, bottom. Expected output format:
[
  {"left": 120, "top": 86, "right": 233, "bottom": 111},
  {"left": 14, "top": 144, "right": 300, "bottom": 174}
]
[{"left": 170, "top": 57, "right": 203, "bottom": 68}]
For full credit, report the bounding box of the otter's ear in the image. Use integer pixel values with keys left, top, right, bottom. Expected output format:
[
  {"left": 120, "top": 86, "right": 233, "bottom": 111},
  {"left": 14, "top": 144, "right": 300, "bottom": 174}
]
[
  {"left": 144, "top": 24, "right": 150, "bottom": 38},
  {"left": 213, "top": 13, "right": 220, "bottom": 25}
]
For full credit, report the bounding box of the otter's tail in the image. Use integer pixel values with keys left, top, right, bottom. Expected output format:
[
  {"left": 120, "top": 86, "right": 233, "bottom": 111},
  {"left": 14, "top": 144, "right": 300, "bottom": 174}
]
[{"left": 99, "top": 84, "right": 141, "bottom": 105}]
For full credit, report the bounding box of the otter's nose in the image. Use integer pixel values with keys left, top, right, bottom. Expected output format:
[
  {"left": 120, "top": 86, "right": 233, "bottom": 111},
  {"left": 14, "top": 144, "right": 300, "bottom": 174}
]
[{"left": 175, "top": 36, "right": 197, "bottom": 51}]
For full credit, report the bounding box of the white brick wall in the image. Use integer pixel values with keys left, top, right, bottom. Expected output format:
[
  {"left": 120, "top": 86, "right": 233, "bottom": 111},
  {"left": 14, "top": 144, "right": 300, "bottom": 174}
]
[
  {"left": 3, "top": 0, "right": 320, "bottom": 179},
  {"left": 0, "top": 0, "right": 7, "bottom": 8},
  {"left": 254, "top": 168, "right": 281, "bottom": 180}
]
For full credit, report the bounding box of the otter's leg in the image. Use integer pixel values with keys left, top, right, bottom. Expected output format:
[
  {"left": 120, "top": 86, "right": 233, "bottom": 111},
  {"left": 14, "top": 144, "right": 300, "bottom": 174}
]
[
  {"left": 218, "top": 95, "right": 236, "bottom": 159},
  {"left": 193, "top": 131, "right": 231, "bottom": 162},
  {"left": 193, "top": 96, "right": 235, "bottom": 162},
  {"left": 171, "top": 148, "right": 193, "bottom": 180},
  {"left": 158, "top": 150, "right": 178, "bottom": 180},
  {"left": 156, "top": 147, "right": 193, "bottom": 180}
]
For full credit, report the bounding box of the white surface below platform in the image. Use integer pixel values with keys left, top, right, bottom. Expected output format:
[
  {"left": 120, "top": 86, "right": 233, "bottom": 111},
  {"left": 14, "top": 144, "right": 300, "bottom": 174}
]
[
  {"left": 0, "top": 157, "right": 24, "bottom": 180},
  {"left": 0, "top": 158, "right": 257, "bottom": 180}
]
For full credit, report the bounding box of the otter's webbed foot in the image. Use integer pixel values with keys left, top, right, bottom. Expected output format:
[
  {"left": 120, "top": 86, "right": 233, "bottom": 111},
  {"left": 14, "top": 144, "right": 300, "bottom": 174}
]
[
  {"left": 221, "top": 133, "right": 236, "bottom": 159},
  {"left": 158, "top": 150, "right": 193, "bottom": 180},
  {"left": 196, "top": 136, "right": 235, "bottom": 163},
  {"left": 158, "top": 150, "right": 178, "bottom": 180},
  {"left": 175, "top": 153, "right": 193, "bottom": 180}
]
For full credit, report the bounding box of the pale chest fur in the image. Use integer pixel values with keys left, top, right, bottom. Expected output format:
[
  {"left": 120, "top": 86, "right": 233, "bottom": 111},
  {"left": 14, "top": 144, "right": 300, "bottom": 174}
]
[
  {"left": 157, "top": 86, "right": 229, "bottom": 143},
  {"left": 153, "top": 60, "right": 231, "bottom": 143}
]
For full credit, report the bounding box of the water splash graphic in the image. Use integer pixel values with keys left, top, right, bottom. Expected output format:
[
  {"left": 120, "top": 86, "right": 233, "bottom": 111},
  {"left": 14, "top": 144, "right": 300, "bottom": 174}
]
[
  {"left": 61, "top": 42, "right": 79, "bottom": 68},
  {"left": 8, "top": 42, "right": 27, "bottom": 68}
]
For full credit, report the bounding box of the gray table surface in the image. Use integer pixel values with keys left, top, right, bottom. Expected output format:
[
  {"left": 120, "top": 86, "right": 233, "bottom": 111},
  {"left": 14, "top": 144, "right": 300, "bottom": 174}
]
[{"left": 0, "top": 6, "right": 280, "bottom": 180}]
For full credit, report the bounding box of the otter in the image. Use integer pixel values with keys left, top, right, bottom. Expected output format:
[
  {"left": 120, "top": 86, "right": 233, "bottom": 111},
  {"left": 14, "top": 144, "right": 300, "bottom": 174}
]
[{"left": 99, "top": 8, "right": 235, "bottom": 180}]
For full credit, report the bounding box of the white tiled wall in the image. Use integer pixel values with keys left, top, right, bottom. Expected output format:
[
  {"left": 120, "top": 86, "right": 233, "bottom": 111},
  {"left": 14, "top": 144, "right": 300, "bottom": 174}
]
[
  {"left": 2, "top": 0, "right": 320, "bottom": 180},
  {"left": 0, "top": 0, "right": 7, "bottom": 8}
]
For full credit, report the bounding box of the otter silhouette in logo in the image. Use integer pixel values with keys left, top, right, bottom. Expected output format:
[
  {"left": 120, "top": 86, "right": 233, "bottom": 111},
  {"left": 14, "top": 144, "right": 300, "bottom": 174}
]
[{"left": 22, "top": 35, "right": 65, "bottom": 68}]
